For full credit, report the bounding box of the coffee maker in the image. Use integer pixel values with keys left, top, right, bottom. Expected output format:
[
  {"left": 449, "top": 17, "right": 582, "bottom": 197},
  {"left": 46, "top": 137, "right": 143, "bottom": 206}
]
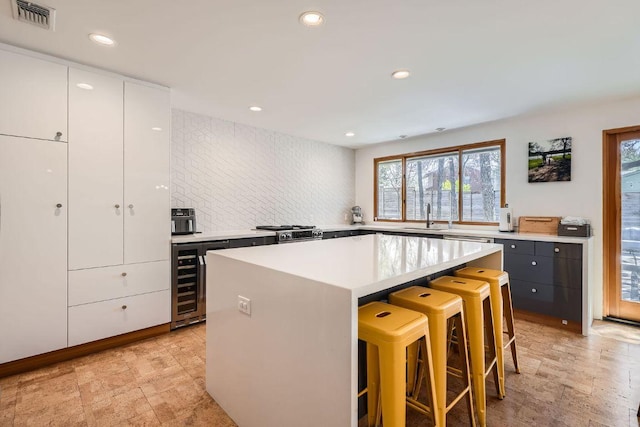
[{"left": 351, "top": 206, "right": 363, "bottom": 225}]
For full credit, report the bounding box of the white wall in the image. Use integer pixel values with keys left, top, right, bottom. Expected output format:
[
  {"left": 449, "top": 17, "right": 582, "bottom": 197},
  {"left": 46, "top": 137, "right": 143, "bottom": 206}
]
[
  {"left": 171, "top": 109, "right": 355, "bottom": 232},
  {"left": 355, "top": 95, "right": 640, "bottom": 319}
]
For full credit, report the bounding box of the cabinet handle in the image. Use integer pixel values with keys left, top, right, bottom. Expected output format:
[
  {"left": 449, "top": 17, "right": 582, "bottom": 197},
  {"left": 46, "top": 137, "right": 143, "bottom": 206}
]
[
  {"left": 128, "top": 204, "right": 134, "bottom": 209},
  {"left": 121, "top": 305, "right": 127, "bottom": 310},
  {"left": 531, "top": 288, "right": 537, "bottom": 293},
  {"left": 531, "top": 261, "right": 537, "bottom": 266},
  {"left": 511, "top": 244, "right": 516, "bottom": 249},
  {"left": 121, "top": 272, "right": 127, "bottom": 277},
  {"left": 56, "top": 203, "right": 62, "bottom": 208},
  {"left": 55, "top": 131, "right": 62, "bottom": 140},
  {"left": 115, "top": 204, "right": 120, "bottom": 209},
  {"left": 554, "top": 247, "right": 560, "bottom": 253}
]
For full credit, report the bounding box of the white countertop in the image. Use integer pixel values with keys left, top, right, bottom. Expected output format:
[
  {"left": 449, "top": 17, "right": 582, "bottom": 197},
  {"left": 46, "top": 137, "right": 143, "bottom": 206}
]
[
  {"left": 209, "top": 234, "right": 502, "bottom": 298},
  {"left": 171, "top": 229, "right": 275, "bottom": 243},
  {"left": 172, "top": 223, "right": 592, "bottom": 244}
]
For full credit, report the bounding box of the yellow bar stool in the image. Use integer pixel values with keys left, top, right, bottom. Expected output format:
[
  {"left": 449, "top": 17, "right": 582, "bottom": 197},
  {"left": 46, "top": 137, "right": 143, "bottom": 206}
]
[
  {"left": 358, "top": 301, "right": 438, "bottom": 427},
  {"left": 389, "top": 286, "right": 476, "bottom": 427},
  {"left": 429, "top": 276, "right": 501, "bottom": 427},
  {"left": 454, "top": 266, "right": 520, "bottom": 379}
]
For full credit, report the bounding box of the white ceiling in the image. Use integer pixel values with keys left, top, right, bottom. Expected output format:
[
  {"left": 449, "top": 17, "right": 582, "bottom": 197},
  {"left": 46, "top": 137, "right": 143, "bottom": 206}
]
[{"left": 1, "top": 0, "right": 639, "bottom": 148}]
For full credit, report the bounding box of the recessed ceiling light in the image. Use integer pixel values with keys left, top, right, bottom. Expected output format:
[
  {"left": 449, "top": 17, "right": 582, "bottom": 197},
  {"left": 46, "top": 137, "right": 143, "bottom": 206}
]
[
  {"left": 89, "top": 33, "right": 115, "bottom": 46},
  {"left": 345, "top": 132, "right": 355, "bottom": 137},
  {"left": 76, "top": 83, "right": 94, "bottom": 90},
  {"left": 436, "top": 127, "right": 446, "bottom": 132},
  {"left": 299, "top": 11, "right": 325, "bottom": 27},
  {"left": 151, "top": 127, "right": 163, "bottom": 131},
  {"left": 249, "top": 106, "right": 262, "bottom": 112},
  {"left": 391, "top": 70, "right": 410, "bottom": 79}
]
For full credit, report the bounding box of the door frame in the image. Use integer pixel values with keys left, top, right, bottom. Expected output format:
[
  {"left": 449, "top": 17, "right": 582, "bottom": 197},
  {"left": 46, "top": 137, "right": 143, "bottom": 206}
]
[{"left": 603, "top": 124, "right": 640, "bottom": 319}]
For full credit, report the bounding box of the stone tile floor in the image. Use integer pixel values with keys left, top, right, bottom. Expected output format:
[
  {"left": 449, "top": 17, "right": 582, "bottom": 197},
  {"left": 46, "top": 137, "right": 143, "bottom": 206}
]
[{"left": 1, "top": 318, "right": 640, "bottom": 426}]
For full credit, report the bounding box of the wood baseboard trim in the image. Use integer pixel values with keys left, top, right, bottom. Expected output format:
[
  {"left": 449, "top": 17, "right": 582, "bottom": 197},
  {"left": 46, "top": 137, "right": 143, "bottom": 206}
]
[
  {"left": 0, "top": 323, "right": 171, "bottom": 379},
  {"left": 513, "top": 309, "right": 582, "bottom": 334}
]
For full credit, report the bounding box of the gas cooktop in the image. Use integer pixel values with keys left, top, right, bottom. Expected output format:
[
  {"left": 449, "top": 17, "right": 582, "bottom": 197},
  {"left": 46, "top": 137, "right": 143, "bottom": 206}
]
[
  {"left": 255, "top": 225, "right": 316, "bottom": 231},
  {"left": 255, "top": 225, "right": 322, "bottom": 243}
]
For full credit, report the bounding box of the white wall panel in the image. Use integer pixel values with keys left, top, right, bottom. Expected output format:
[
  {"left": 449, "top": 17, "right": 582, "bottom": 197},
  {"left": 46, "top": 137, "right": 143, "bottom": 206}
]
[{"left": 171, "top": 109, "right": 355, "bottom": 232}]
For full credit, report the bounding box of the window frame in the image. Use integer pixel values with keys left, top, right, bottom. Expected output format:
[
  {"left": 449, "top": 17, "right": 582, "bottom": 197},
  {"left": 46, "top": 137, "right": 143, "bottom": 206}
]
[{"left": 373, "top": 139, "right": 506, "bottom": 224}]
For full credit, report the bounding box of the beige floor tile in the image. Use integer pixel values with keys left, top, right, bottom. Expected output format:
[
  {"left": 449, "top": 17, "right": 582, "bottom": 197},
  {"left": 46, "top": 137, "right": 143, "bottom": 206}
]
[{"left": 2, "top": 320, "right": 640, "bottom": 426}]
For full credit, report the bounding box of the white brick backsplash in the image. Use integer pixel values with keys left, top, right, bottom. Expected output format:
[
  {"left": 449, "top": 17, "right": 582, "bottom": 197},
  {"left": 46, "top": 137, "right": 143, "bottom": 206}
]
[{"left": 171, "top": 109, "right": 355, "bottom": 233}]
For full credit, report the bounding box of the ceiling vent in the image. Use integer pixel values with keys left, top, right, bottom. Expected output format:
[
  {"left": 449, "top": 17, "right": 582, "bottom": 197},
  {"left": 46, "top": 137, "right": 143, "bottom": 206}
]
[{"left": 11, "top": 0, "right": 56, "bottom": 31}]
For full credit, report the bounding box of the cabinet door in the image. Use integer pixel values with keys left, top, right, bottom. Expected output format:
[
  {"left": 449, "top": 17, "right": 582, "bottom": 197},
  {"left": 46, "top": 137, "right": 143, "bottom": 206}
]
[
  {"left": 0, "top": 136, "right": 67, "bottom": 363},
  {"left": 124, "top": 83, "right": 171, "bottom": 264},
  {"left": 68, "top": 69, "right": 124, "bottom": 269},
  {"left": 0, "top": 49, "right": 67, "bottom": 141}
]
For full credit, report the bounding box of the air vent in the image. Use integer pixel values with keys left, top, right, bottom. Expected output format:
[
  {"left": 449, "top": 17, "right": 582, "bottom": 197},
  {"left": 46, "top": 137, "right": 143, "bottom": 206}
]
[{"left": 11, "top": 0, "right": 56, "bottom": 31}]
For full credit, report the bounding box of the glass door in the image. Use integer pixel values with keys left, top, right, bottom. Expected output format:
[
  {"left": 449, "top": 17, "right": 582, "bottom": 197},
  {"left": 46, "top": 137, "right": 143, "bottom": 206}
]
[{"left": 604, "top": 127, "right": 640, "bottom": 321}]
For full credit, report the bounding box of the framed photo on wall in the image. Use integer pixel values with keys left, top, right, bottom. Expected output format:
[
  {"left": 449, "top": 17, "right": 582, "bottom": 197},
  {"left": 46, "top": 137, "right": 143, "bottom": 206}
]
[{"left": 528, "top": 137, "right": 572, "bottom": 183}]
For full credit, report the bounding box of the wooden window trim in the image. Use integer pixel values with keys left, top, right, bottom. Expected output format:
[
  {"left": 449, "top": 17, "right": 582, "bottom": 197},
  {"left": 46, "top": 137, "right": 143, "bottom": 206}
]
[{"left": 374, "top": 139, "right": 506, "bottom": 224}]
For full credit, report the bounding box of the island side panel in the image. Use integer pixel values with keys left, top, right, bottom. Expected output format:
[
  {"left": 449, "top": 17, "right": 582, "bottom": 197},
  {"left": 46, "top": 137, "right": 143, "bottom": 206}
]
[
  {"left": 465, "top": 249, "right": 503, "bottom": 271},
  {"left": 206, "top": 253, "right": 355, "bottom": 427}
]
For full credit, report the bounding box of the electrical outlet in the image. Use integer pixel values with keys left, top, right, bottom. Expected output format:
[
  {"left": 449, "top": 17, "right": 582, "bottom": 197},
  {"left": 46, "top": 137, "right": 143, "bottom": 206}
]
[
  {"left": 561, "top": 319, "right": 568, "bottom": 325},
  {"left": 344, "top": 213, "right": 348, "bottom": 221},
  {"left": 238, "top": 296, "right": 251, "bottom": 316}
]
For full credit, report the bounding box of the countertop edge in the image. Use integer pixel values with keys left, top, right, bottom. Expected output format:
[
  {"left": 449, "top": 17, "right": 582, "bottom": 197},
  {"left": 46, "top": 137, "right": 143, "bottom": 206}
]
[{"left": 172, "top": 224, "right": 592, "bottom": 244}]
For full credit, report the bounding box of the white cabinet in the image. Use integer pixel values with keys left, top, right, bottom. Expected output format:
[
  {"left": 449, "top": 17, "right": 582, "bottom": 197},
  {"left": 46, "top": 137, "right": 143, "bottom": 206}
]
[
  {"left": 66, "top": 76, "right": 170, "bottom": 347},
  {"left": 68, "top": 77, "right": 170, "bottom": 269},
  {"left": 0, "top": 49, "right": 67, "bottom": 141},
  {"left": 0, "top": 135, "right": 68, "bottom": 364},
  {"left": 124, "top": 82, "right": 171, "bottom": 264},
  {"left": 68, "top": 260, "right": 170, "bottom": 307},
  {"left": 68, "top": 69, "right": 124, "bottom": 269},
  {"left": 68, "top": 290, "right": 170, "bottom": 347}
]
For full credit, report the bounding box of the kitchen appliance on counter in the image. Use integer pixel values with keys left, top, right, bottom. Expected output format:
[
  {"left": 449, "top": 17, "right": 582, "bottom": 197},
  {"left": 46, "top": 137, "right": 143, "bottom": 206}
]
[
  {"left": 255, "top": 225, "right": 323, "bottom": 243},
  {"left": 498, "top": 204, "right": 513, "bottom": 232},
  {"left": 351, "top": 206, "right": 363, "bottom": 224},
  {"left": 171, "top": 208, "right": 197, "bottom": 235}
]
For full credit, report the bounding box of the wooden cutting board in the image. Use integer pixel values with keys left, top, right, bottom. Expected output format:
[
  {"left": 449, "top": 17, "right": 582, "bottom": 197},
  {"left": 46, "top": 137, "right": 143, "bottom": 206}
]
[{"left": 518, "top": 216, "right": 561, "bottom": 235}]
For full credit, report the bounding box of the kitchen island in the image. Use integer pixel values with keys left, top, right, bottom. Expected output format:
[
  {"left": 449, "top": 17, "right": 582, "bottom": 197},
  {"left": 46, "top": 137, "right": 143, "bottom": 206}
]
[{"left": 205, "top": 234, "right": 502, "bottom": 427}]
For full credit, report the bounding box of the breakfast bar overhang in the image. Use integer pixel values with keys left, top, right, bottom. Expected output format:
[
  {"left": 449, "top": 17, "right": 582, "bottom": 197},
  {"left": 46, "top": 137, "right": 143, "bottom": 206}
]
[{"left": 205, "top": 234, "right": 502, "bottom": 427}]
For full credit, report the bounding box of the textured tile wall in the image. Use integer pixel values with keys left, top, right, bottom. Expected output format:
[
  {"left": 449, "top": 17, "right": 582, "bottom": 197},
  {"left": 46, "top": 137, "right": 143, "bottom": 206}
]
[{"left": 171, "top": 109, "right": 356, "bottom": 232}]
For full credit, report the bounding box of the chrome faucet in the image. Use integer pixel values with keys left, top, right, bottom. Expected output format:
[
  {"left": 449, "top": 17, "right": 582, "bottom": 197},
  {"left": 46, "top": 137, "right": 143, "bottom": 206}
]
[{"left": 426, "top": 203, "right": 431, "bottom": 228}]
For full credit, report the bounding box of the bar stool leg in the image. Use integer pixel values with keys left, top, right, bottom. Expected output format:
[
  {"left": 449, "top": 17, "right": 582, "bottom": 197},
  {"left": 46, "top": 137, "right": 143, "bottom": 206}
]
[
  {"left": 464, "top": 295, "right": 487, "bottom": 427},
  {"left": 428, "top": 313, "right": 449, "bottom": 427},
  {"left": 483, "top": 297, "right": 502, "bottom": 399},
  {"left": 488, "top": 281, "right": 506, "bottom": 397},
  {"left": 378, "top": 343, "right": 408, "bottom": 427},
  {"left": 502, "top": 282, "right": 520, "bottom": 374},
  {"left": 366, "top": 343, "right": 381, "bottom": 427},
  {"left": 406, "top": 341, "right": 419, "bottom": 396},
  {"left": 454, "top": 312, "right": 476, "bottom": 427}
]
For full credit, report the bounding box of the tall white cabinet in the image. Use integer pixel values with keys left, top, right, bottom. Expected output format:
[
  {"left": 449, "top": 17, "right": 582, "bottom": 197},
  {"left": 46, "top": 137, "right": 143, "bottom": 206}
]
[
  {"left": 124, "top": 82, "right": 171, "bottom": 264},
  {"left": 0, "top": 136, "right": 68, "bottom": 363},
  {"left": 68, "top": 69, "right": 124, "bottom": 269},
  {"left": 67, "top": 71, "right": 170, "bottom": 347},
  {"left": 0, "top": 47, "right": 171, "bottom": 364}
]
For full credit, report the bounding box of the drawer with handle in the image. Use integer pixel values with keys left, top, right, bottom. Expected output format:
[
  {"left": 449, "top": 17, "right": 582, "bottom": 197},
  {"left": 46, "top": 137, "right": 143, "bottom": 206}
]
[
  {"left": 495, "top": 239, "right": 534, "bottom": 255},
  {"left": 68, "top": 289, "right": 170, "bottom": 346}
]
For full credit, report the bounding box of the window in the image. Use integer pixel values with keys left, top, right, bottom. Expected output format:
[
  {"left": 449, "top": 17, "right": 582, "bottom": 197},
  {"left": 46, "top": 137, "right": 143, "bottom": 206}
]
[{"left": 374, "top": 139, "right": 505, "bottom": 224}]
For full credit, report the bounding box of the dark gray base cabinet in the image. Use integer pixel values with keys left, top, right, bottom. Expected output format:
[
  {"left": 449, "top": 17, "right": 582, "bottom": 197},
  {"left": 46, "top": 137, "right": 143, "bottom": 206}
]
[
  {"left": 496, "top": 238, "right": 582, "bottom": 324},
  {"left": 323, "top": 229, "right": 378, "bottom": 239}
]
